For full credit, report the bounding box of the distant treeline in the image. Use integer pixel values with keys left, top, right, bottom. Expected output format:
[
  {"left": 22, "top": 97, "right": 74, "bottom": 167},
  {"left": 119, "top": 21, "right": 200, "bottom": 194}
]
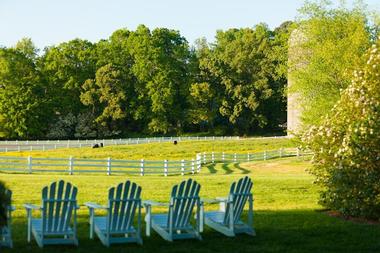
[{"left": 0, "top": 22, "right": 292, "bottom": 139}]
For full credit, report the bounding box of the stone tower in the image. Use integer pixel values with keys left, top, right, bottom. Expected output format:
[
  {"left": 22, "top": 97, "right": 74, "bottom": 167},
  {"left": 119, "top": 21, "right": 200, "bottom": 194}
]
[{"left": 287, "top": 29, "right": 307, "bottom": 136}]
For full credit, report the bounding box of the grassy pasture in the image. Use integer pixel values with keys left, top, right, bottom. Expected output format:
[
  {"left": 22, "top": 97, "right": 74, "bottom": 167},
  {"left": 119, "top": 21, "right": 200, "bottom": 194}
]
[
  {"left": 1, "top": 139, "right": 379, "bottom": 252},
  {"left": 1, "top": 137, "right": 295, "bottom": 160}
]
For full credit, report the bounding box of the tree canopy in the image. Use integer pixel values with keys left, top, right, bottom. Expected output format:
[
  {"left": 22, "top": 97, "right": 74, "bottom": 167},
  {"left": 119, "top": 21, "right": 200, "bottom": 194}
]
[
  {"left": 289, "top": 0, "right": 377, "bottom": 129},
  {"left": 0, "top": 23, "right": 292, "bottom": 139}
]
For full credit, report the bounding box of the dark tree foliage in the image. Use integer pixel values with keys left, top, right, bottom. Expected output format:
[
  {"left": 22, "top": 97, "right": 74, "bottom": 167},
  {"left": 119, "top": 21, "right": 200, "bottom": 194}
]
[
  {"left": 0, "top": 23, "right": 292, "bottom": 139},
  {"left": 0, "top": 181, "right": 10, "bottom": 228}
]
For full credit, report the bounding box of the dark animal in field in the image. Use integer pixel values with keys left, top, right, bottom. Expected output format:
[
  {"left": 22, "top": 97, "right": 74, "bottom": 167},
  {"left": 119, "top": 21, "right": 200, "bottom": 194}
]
[
  {"left": 92, "top": 144, "right": 99, "bottom": 148},
  {"left": 173, "top": 140, "right": 178, "bottom": 145}
]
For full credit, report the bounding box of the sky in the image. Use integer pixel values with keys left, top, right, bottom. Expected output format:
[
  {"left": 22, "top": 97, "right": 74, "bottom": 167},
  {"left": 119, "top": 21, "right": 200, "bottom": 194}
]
[{"left": 0, "top": 0, "right": 379, "bottom": 49}]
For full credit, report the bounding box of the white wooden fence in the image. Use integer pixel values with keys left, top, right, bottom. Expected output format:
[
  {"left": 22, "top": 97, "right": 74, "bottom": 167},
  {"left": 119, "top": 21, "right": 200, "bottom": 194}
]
[
  {"left": 0, "top": 136, "right": 241, "bottom": 152},
  {"left": 0, "top": 148, "right": 308, "bottom": 176}
]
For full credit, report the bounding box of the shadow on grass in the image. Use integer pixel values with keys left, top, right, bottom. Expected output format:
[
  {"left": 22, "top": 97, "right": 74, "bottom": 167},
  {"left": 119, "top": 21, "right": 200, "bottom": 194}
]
[
  {"left": 221, "top": 163, "right": 233, "bottom": 174},
  {"left": 205, "top": 163, "right": 234, "bottom": 174},
  {"left": 233, "top": 163, "right": 250, "bottom": 174},
  {"left": 206, "top": 164, "right": 217, "bottom": 174},
  {"left": 5, "top": 210, "right": 380, "bottom": 253}
]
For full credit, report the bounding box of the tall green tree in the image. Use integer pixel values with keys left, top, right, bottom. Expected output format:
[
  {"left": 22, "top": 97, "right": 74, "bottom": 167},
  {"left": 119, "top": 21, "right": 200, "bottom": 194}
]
[
  {"left": 127, "top": 25, "right": 191, "bottom": 134},
  {"left": 81, "top": 64, "right": 128, "bottom": 132},
  {"left": 0, "top": 41, "right": 48, "bottom": 138},
  {"left": 290, "top": 0, "right": 376, "bottom": 129},
  {"left": 40, "top": 39, "right": 97, "bottom": 116},
  {"left": 80, "top": 29, "right": 138, "bottom": 136},
  {"left": 187, "top": 37, "right": 223, "bottom": 132},
  {"left": 193, "top": 24, "right": 286, "bottom": 134}
]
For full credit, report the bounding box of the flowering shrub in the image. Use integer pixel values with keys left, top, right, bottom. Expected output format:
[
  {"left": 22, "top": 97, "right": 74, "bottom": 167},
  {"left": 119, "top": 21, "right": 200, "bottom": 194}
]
[{"left": 302, "top": 38, "right": 380, "bottom": 219}]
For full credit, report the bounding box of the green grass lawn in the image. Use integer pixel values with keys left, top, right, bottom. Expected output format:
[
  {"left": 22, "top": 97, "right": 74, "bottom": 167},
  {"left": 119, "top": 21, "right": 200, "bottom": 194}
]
[
  {"left": 1, "top": 137, "right": 295, "bottom": 160},
  {"left": 1, "top": 140, "right": 380, "bottom": 252}
]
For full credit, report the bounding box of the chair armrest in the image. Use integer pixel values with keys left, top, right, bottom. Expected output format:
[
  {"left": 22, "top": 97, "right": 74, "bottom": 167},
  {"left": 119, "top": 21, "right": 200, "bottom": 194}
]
[
  {"left": 85, "top": 202, "right": 108, "bottom": 210},
  {"left": 142, "top": 200, "right": 170, "bottom": 207},
  {"left": 201, "top": 197, "right": 227, "bottom": 204},
  {"left": 24, "top": 204, "right": 42, "bottom": 210}
]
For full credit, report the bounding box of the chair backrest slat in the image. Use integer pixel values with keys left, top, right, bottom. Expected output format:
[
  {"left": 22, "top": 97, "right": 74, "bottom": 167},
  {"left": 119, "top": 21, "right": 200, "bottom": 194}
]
[
  {"left": 169, "top": 179, "right": 200, "bottom": 229},
  {"left": 42, "top": 180, "right": 77, "bottom": 233},
  {"left": 108, "top": 181, "right": 141, "bottom": 232},
  {"left": 54, "top": 181, "right": 64, "bottom": 232},
  {"left": 224, "top": 176, "right": 253, "bottom": 225},
  {"left": 117, "top": 181, "right": 130, "bottom": 231},
  {"left": 125, "top": 183, "right": 140, "bottom": 230}
]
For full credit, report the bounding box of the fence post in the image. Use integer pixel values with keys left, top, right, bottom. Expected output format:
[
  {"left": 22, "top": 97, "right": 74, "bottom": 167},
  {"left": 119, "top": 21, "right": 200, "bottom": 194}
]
[
  {"left": 42, "top": 145, "right": 45, "bottom": 151},
  {"left": 69, "top": 156, "right": 74, "bottom": 175},
  {"left": 198, "top": 154, "right": 202, "bottom": 172},
  {"left": 27, "top": 156, "right": 32, "bottom": 174},
  {"left": 30, "top": 146, "right": 33, "bottom": 151},
  {"left": 164, "top": 160, "right": 168, "bottom": 177},
  {"left": 211, "top": 152, "right": 215, "bottom": 164},
  {"left": 140, "top": 159, "right": 144, "bottom": 176},
  {"left": 247, "top": 153, "right": 250, "bottom": 162},
  {"left": 181, "top": 159, "right": 185, "bottom": 176},
  {"left": 203, "top": 152, "right": 206, "bottom": 164},
  {"left": 191, "top": 159, "right": 195, "bottom": 174},
  {"left": 107, "top": 157, "right": 112, "bottom": 176},
  {"left": 264, "top": 151, "right": 267, "bottom": 160},
  {"left": 279, "top": 148, "right": 283, "bottom": 158},
  {"left": 18, "top": 146, "right": 21, "bottom": 152},
  {"left": 195, "top": 153, "right": 202, "bottom": 173},
  {"left": 222, "top": 152, "right": 225, "bottom": 162},
  {"left": 54, "top": 144, "right": 57, "bottom": 149},
  {"left": 234, "top": 153, "right": 237, "bottom": 163}
]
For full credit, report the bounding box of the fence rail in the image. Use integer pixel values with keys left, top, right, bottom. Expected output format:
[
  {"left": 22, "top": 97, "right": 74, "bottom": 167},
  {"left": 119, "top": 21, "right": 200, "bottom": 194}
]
[
  {"left": 0, "top": 136, "right": 244, "bottom": 152},
  {"left": 0, "top": 148, "right": 309, "bottom": 176}
]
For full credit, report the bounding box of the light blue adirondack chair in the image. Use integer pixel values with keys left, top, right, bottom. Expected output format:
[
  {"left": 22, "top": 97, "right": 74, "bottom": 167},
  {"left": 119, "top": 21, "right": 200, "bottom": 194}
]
[
  {"left": 144, "top": 178, "right": 202, "bottom": 241},
  {"left": 201, "top": 176, "right": 255, "bottom": 237},
  {"left": 24, "top": 180, "right": 79, "bottom": 248},
  {"left": 85, "top": 180, "right": 143, "bottom": 247},
  {"left": 0, "top": 189, "right": 15, "bottom": 248}
]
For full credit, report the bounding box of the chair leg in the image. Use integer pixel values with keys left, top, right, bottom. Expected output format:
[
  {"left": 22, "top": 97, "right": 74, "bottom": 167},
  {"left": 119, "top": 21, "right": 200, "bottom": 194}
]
[
  {"left": 199, "top": 203, "right": 204, "bottom": 232},
  {"left": 89, "top": 208, "right": 94, "bottom": 239},
  {"left": 145, "top": 205, "right": 151, "bottom": 236},
  {"left": 26, "top": 210, "right": 32, "bottom": 243}
]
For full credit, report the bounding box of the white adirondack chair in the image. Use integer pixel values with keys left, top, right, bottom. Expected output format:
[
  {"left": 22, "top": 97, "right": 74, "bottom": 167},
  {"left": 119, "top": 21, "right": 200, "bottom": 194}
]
[
  {"left": 0, "top": 189, "right": 15, "bottom": 248},
  {"left": 24, "top": 180, "right": 79, "bottom": 248},
  {"left": 85, "top": 180, "right": 143, "bottom": 247},
  {"left": 201, "top": 176, "right": 255, "bottom": 237},
  {"left": 144, "top": 178, "right": 202, "bottom": 241}
]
